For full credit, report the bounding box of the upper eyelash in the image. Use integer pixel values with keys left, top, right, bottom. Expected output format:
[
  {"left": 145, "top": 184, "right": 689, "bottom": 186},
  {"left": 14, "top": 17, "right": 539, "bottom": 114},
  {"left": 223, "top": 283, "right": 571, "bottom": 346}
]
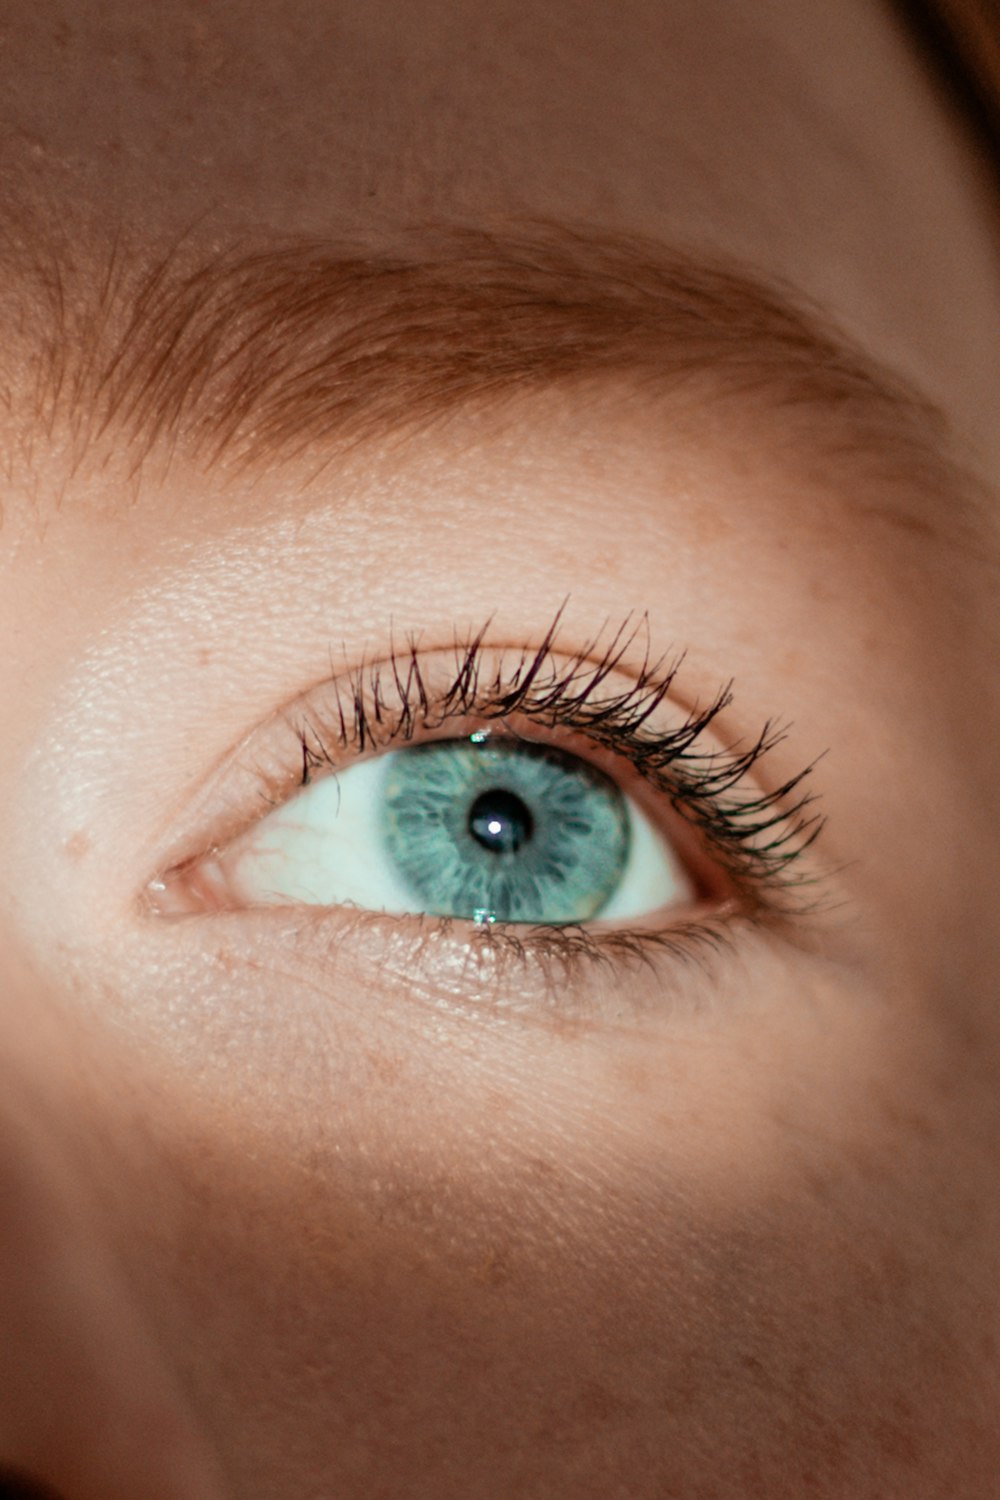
[{"left": 291, "top": 606, "right": 827, "bottom": 913}]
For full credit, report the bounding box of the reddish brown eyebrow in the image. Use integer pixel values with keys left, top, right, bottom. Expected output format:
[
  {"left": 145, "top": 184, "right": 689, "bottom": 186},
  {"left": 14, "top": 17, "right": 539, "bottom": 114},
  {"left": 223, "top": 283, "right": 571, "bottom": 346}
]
[{"left": 6, "top": 220, "right": 993, "bottom": 554}]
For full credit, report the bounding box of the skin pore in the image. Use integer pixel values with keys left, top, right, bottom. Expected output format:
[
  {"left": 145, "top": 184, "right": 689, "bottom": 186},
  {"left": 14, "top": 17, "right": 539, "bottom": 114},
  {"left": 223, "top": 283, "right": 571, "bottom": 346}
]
[{"left": 0, "top": 1, "right": 999, "bottom": 1497}]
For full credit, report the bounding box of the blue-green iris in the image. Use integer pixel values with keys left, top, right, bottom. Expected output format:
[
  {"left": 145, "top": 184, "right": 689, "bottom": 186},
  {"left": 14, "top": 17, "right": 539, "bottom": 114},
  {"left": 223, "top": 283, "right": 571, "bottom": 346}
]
[{"left": 380, "top": 738, "right": 629, "bottom": 923}]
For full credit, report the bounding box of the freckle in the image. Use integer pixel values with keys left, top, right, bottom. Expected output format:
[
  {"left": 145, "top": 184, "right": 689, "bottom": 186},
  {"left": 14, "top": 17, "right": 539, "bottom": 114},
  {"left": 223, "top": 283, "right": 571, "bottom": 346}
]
[
  {"left": 64, "top": 830, "right": 91, "bottom": 861},
  {"left": 613, "top": 1058, "right": 653, "bottom": 1094},
  {"left": 570, "top": 1379, "right": 634, "bottom": 1425},
  {"left": 526, "top": 1155, "right": 557, "bottom": 1182},
  {"left": 870, "top": 1414, "right": 922, "bottom": 1467},
  {"left": 693, "top": 509, "right": 735, "bottom": 545},
  {"left": 475, "top": 1245, "right": 514, "bottom": 1288},
  {"left": 198, "top": 647, "right": 213, "bottom": 666},
  {"left": 801, "top": 1166, "right": 835, "bottom": 1205},
  {"left": 364, "top": 1048, "right": 403, "bottom": 1085}
]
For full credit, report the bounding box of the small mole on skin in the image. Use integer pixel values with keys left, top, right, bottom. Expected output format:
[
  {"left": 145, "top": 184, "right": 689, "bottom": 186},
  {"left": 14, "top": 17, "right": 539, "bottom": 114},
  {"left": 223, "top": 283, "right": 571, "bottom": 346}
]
[
  {"left": 475, "top": 1246, "right": 514, "bottom": 1288},
  {"left": 64, "top": 830, "right": 91, "bottom": 861}
]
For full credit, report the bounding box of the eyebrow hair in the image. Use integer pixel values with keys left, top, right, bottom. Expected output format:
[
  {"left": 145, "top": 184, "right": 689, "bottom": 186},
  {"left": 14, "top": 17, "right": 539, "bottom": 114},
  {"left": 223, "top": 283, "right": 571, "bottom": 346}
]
[{"left": 7, "top": 220, "right": 994, "bottom": 553}]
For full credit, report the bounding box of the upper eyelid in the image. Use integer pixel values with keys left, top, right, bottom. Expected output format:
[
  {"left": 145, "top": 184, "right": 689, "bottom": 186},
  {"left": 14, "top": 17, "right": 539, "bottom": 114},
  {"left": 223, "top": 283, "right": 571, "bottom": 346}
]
[
  {"left": 144, "top": 632, "right": 677, "bottom": 879},
  {"left": 292, "top": 626, "right": 824, "bottom": 897},
  {"left": 147, "top": 616, "right": 827, "bottom": 921}
]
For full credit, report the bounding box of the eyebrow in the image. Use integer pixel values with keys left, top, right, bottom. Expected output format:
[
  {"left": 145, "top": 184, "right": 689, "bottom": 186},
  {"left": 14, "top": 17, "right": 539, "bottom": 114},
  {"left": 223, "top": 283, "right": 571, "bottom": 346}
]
[{"left": 11, "top": 221, "right": 994, "bottom": 553}]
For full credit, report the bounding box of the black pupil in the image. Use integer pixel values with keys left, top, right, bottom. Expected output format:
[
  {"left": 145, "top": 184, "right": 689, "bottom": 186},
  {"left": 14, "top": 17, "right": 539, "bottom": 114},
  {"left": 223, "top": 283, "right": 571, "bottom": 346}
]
[{"left": 468, "top": 788, "right": 534, "bottom": 855}]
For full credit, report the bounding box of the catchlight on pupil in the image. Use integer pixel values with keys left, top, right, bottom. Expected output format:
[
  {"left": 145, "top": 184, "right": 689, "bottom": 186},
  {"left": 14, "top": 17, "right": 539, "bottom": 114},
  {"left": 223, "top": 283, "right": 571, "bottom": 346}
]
[
  {"left": 171, "top": 727, "right": 697, "bottom": 923},
  {"left": 468, "top": 788, "right": 533, "bottom": 854},
  {"left": 379, "top": 740, "right": 629, "bottom": 924}
]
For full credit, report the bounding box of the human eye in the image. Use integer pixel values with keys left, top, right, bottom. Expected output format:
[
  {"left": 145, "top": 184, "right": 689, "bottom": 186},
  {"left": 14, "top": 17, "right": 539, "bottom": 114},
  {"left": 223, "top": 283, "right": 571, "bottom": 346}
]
[
  {"left": 161, "top": 736, "right": 691, "bottom": 926},
  {"left": 148, "top": 611, "right": 824, "bottom": 981}
]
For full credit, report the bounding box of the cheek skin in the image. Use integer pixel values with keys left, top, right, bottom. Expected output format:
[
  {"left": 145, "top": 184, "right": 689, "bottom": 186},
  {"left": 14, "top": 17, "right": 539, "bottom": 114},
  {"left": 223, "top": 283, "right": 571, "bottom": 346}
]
[
  {"left": 0, "top": 942, "right": 226, "bottom": 1500},
  {"left": 0, "top": 398, "right": 996, "bottom": 1493},
  {"left": 73, "top": 921, "right": 1000, "bottom": 1499},
  {"left": 0, "top": 386, "right": 995, "bottom": 1498}
]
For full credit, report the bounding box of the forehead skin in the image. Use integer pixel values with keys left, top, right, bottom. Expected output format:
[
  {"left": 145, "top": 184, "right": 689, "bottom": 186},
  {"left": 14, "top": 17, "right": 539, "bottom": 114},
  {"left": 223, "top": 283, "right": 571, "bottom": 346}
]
[
  {"left": 1, "top": 0, "right": 999, "bottom": 479},
  {"left": 1, "top": 3, "right": 1000, "bottom": 1499}
]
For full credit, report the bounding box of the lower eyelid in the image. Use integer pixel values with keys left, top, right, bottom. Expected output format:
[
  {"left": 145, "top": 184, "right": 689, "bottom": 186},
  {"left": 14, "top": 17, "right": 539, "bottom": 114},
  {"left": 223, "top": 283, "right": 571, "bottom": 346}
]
[{"left": 147, "top": 899, "right": 754, "bottom": 1030}]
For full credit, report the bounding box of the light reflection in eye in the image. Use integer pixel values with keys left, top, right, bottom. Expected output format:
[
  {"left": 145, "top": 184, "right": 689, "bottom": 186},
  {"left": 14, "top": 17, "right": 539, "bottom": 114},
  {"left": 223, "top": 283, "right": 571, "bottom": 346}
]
[
  {"left": 168, "top": 735, "right": 694, "bottom": 924},
  {"left": 148, "top": 615, "right": 824, "bottom": 935}
]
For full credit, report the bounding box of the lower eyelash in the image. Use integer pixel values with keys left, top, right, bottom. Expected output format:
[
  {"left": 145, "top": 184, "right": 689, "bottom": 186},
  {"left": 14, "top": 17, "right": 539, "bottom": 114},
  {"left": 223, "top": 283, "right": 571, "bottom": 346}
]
[
  {"left": 455, "top": 907, "right": 744, "bottom": 980},
  {"left": 293, "top": 607, "right": 827, "bottom": 917},
  {"left": 260, "top": 901, "right": 754, "bottom": 1025}
]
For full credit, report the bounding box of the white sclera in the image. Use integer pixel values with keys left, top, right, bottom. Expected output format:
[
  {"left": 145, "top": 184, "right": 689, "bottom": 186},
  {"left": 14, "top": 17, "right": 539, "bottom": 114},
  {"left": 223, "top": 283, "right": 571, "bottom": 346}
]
[{"left": 218, "top": 749, "right": 695, "bottom": 920}]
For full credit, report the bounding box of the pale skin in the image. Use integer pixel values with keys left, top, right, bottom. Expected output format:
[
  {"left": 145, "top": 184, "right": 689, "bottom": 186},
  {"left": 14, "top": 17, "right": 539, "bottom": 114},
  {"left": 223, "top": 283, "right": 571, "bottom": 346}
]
[{"left": 0, "top": 2, "right": 999, "bottom": 1497}]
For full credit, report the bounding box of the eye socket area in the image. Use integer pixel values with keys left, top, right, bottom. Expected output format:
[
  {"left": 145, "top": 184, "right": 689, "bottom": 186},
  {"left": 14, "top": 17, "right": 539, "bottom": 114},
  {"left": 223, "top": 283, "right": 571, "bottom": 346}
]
[
  {"left": 152, "top": 728, "right": 713, "bottom": 927},
  {"left": 144, "top": 622, "right": 821, "bottom": 934}
]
